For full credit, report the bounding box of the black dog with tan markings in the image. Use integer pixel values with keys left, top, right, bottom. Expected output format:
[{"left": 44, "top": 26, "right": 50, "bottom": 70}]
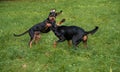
[
  {"left": 14, "top": 9, "right": 62, "bottom": 48},
  {"left": 50, "top": 19, "right": 99, "bottom": 49}
]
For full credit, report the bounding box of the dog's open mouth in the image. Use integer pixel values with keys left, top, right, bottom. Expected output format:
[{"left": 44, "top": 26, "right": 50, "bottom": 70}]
[{"left": 51, "top": 18, "right": 55, "bottom": 22}]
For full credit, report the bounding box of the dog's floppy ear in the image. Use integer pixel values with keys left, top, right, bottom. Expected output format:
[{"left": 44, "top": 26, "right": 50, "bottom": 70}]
[
  {"left": 50, "top": 9, "right": 56, "bottom": 12},
  {"left": 49, "top": 9, "right": 56, "bottom": 17},
  {"left": 55, "top": 10, "right": 62, "bottom": 16},
  {"left": 57, "top": 19, "right": 66, "bottom": 26}
]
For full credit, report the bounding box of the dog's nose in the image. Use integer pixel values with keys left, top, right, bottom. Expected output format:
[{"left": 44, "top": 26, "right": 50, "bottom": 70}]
[{"left": 52, "top": 17, "right": 55, "bottom": 20}]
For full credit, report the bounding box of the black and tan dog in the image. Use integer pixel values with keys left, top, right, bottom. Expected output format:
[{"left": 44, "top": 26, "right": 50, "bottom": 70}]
[
  {"left": 50, "top": 19, "right": 99, "bottom": 49},
  {"left": 14, "top": 9, "right": 62, "bottom": 48}
]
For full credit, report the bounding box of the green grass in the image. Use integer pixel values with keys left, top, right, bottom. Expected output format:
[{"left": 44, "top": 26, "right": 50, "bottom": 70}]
[{"left": 0, "top": 0, "right": 120, "bottom": 72}]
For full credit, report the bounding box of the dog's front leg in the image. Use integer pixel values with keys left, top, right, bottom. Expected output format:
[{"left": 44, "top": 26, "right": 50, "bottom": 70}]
[
  {"left": 53, "top": 38, "right": 65, "bottom": 48},
  {"left": 53, "top": 41, "right": 57, "bottom": 48},
  {"left": 56, "top": 10, "right": 62, "bottom": 16}
]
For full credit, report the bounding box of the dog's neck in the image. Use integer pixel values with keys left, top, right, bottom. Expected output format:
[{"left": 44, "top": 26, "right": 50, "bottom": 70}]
[
  {"left": 47, "top": 18, "right": 54, "bottom": 22},
  {"left": 50, "top": 22, "right": 58, "bottom": 32}
]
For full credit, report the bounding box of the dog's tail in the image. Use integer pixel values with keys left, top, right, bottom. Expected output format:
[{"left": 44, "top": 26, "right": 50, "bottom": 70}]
[
  {"left": 57, "top": 18, "right": 66, "bottom": 26},
  {"left": 85, "top": 26, "right": 99, "bottom": 35},
  {"left": 13, "top": 30, "right": 28, "bottom": 37}
]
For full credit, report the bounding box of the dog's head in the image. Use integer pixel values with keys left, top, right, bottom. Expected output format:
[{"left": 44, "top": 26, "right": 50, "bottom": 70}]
[
  {"left": 48, "top": 9, "right": 62, "bottom": 21},
  {"left": 48, "top": 9, "right": 56, "bottom": 22},
  {"left": 46, "top": 9, "right": 63, "bottom": 28}
]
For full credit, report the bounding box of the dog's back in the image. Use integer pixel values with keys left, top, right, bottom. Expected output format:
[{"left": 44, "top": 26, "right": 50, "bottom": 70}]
[
  {"left": 32, "top": 20, "right": 51, "bottom": 33},
  {"left": 56, "top": 26, "right": 85, "bottom": 40}
]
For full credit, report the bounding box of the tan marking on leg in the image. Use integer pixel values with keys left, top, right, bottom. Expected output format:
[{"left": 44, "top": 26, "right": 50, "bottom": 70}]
[
  {"left": 29, "top": 32, "right": 37, "bottom": 48},
  {"left": 35, "top": 34, "right": 41, "bottom": 44},
  {"left": 68, "top": 40, "right": 72, "bottom": 47},
  {"left": 29, "top": 41, "right": 33, "bottom": 48},
  {"left": 83, "top": 35, "right": 88, "bottom": 48},
  {"left": 57, "top": 19, "right": 65, "bottom": 26},
  {"left": 34, "top": 32, "right": 40, "bottom": 44},
  {"left": 53, "top": 41, "right": 57, "bottom": 48}
]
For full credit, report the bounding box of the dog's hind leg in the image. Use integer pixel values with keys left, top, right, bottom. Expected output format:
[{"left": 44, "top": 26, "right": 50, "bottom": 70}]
[
  {"left": 34, "top": 35, "right": 41, "bottom": 44},
  {"left": 34, "top": 32, "right": 41, "bottom": 44},
  {"left": 29, "top": 38, "right": 33, "bottom": 48},
  {"left": 67, "top": 40, "right": 72, "bottom": 47},
  {"left": 72, "top": 35, "right": 83, "bottom": 49},
  {"left": 72, "top": 40, "right": 82, "bottom": 50},
  {"left": 28, "top": 30, "right": 35, "bottom": 48},
  {"left": 82, "top": 35, "right": 88, "bottom": 48}
]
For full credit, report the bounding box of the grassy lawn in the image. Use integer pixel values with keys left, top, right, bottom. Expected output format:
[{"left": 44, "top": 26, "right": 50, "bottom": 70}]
[{"left": 0, "top": 0, "right": 119, "bottom": 72}]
